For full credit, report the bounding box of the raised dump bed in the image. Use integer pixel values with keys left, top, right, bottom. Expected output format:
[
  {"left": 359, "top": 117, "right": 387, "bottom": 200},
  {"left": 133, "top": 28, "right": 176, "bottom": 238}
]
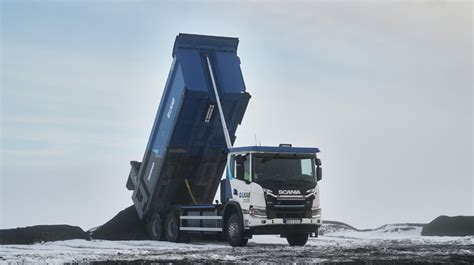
[{"left": 127, "top": 33, "right": 251, "bottom": 219}]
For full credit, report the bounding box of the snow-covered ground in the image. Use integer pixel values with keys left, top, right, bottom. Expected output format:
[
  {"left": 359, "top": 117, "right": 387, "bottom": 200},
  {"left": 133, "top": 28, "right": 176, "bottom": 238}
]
[{"left": 1, "top": 223, "right": 473, "bottom": 264}]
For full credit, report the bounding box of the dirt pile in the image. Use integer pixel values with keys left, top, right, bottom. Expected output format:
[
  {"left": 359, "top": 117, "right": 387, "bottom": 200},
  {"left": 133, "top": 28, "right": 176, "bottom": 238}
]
[
  {"left": 90, "top": 205, "right": 148, "bottom": 240},
  {"left": 0, "top": 206, "right": 148, "bottom": 245},
  {"left": 0, "top": 225, "right": 89, "bottom": 245},
  {"left": 320, "top": 220, "right": 425, "bottom": 236},
  {"left": 319, "top": 220, "right": 358, "bottom": 235},
  {"left": 421, "top": 215, "right": 474, "bottom": 236}
]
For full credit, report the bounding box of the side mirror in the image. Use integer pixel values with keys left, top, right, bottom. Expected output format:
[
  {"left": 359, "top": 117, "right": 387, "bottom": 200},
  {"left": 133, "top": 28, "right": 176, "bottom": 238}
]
[
  {"left": 235, "top": 155, "right": 246, "bottom": 164},
  {"left": 235, "top": 155, "right": 248, "bottom": 181},
  {"left": 315, "top": 159, "right": 322, "bottom": 181},
  {"left": 236, "top": 163, "right": 244, "bottom": 180},
  {"left": 315, "top": 158, "right": 322, "bottom": 166}
]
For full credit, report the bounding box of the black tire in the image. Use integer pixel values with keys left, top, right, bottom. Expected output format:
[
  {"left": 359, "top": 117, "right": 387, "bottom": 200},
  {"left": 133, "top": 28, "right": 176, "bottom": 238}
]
[
  {"left": 147, "top": 213, "right": 164, "bottom": 240},
  {"left": 287, "top": 233, "right": 309, "bottom": 246},
  {"left": 165, "top": 211, "right": 180, "bottom": 242},
  {"left": 225, "top": 213, "right": 248, "bottom": 247}
]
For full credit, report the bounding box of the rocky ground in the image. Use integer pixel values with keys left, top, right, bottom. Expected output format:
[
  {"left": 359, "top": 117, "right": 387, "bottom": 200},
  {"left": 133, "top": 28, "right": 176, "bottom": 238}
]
[{"left": 1, "top": 223, "right": 473, "bottom": 264}]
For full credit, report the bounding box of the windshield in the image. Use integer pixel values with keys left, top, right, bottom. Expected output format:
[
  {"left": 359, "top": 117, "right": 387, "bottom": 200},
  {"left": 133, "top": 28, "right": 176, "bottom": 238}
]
[{"left": 252, "top": 154, "right": 316, "bottom": 184}]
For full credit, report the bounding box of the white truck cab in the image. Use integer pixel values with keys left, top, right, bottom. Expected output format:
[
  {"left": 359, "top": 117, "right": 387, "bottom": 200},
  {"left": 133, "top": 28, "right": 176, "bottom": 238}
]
[{"left": 220, "top": 145, "right": 322, "bottom": 246}]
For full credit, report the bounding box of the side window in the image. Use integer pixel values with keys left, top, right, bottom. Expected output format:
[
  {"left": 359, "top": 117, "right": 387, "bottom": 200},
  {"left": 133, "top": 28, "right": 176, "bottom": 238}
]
[
  {"left": 301, "top": 158, "right": 313, "bottom": 176},
  {"left": 235, "top": 154, "right": 250, "bottom": 182},
  {"left": 227, "top": 155, "right": 235, "bottom": 179},
  {"left": 243, "top": 156, "right": 250, "bottom": 182}
]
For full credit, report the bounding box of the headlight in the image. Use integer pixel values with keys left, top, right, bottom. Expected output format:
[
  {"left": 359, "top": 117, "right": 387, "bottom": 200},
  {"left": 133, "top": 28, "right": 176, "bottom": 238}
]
[
  {"left": 250, "top": 207, "right": 267, "bottom": 217},
  {"left": 311, "top": 208, "right": 321, "bottom": 217},
  {"left": 263, "top": 188, "right": 277, "bottom": 197},
  {"left": 263, "top": 188, "right": 273, "bottom": 194},
  {"left": 305, "top": 188, "right": 317, "bottom": 198}
]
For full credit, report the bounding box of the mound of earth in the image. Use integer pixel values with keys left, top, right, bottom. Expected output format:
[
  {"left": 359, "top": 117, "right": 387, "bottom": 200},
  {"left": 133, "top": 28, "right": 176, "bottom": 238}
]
[
  {"left": 319, "top": 220, "right": 358, "bottom": 235},
  {"left": 91, "top": 205, "right": 148, "bottom": 240},
  {"left": 368, "top": 223, "right": 424, "bottom": 233},
  {"left": 0, "top": 225, "right": 89, "bottom": 245},
  {"left": 320, "top": 221, "right": 425, "bottom": 237},
  {"left": 421, "top": 215, "right": 474, "bottom": 236}
]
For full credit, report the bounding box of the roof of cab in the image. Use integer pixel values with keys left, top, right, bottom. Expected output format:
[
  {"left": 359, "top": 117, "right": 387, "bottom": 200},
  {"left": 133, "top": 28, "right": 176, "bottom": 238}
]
[{"left": 228, "top": 146, "right": 320, "bottom": 154}]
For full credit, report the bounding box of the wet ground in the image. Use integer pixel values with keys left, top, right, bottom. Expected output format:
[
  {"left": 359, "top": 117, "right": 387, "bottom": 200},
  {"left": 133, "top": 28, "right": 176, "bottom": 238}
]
[
  {"left": 3, "top": 211, "right": 472, "bottom": 263},
  {"left": 2, "top": 234, "right": 473, "bottom": 264},
  {"left": 92, "top": 237, "right": 474, "bottom": 264}
]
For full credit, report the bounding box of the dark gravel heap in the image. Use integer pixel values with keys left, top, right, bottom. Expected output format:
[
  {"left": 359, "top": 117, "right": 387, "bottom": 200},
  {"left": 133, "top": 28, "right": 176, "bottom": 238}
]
[
  {"left": 91, "top": 205, "right": 149, "bottom": 240},
  {"left": 422, "top": 215, "right": 474, "bottom": 236},
  {"left": 0, "top": 206, "right": 149, "bottom": 245},
  {"left": 0, "top": 225, "right": 89, "bottom": 245}
]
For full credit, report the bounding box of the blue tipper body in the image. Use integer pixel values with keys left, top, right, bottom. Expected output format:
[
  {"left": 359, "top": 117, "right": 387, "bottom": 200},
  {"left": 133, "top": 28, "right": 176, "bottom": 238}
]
[{"left": 127, "top": 34, "right": 251, "bottom": 219}]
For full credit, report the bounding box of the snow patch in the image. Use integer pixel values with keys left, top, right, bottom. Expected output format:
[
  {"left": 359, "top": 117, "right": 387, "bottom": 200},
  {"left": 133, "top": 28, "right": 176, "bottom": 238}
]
[{"left": 1, "top": 223, "right": 473, "bottom": 263}]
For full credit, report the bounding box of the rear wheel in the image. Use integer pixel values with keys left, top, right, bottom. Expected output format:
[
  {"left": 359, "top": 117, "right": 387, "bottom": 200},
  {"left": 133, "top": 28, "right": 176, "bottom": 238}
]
[
  {"left": 286, "top": 233, "right": 308, "bottom": 246},
  {"left": 225, "top": 213, "right": 248, "bottom": 247},
  {"left": 147, "top": 213, "right": 164, "bottom": 240},
  {"left": 165, "top": 211, "right": 180, "bottom": 242}
]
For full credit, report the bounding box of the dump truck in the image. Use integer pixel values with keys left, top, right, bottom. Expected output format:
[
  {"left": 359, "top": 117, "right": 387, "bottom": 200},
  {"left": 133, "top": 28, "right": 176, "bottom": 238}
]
[{"left": 126, "top": 33, "right": 322, "bottom": 247}]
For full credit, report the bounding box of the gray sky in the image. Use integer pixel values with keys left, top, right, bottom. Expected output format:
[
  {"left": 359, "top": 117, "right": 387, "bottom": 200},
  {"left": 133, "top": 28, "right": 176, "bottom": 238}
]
[{"left": 1, "top": 1, "right": 472, "bottom": 230}]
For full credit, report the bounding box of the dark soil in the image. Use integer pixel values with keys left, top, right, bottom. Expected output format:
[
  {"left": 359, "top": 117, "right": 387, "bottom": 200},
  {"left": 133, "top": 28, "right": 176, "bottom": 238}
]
[
  {"left": 91, "top": 205, "right": 149, "bottom": 240},
  {"left": 0, "top": 206, "right": 148, "bottom": 245},
  {"left": 89, "top": 240, "right": 474, "bottom": 264},
  {"left": 0, "top": 225, "right": 89, "bottom": 245},
  {"left": 421, "top": 215, "right": 474, "bottom": 236}
]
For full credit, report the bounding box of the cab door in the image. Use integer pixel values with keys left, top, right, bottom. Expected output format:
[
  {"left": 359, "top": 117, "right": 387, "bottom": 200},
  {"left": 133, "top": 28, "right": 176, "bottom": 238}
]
[{"left": 229, "top": 153, "right": 252, "bottom": 209}]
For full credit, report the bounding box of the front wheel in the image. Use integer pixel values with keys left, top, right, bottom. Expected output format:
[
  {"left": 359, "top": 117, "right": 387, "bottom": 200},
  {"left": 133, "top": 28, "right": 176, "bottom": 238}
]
[
  {"left": 286, "top": 233, "right": 308, "bottom": 246},
  {"left": 225, "top": 213, "right": 248, "bottom": 247}
]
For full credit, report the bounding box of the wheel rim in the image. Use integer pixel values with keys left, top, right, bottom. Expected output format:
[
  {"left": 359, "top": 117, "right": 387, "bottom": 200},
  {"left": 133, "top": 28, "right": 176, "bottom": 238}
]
[
  {"left": 228, "top": 221, "right": 238, "bottom": 240},
  {"left": 152, "top": 219, "right": 160, "bottom": 237},
  {"left": 167, "top": 217, "right": 176, "bottom": 239}
]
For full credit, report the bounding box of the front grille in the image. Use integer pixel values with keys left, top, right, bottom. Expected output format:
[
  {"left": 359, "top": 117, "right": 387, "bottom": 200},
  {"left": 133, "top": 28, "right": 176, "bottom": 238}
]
[
  {"left": 274, "top": 199, "right": 305, "bottom": 206},
  {"left": 272, "top": 210, "right": 307, "bottom": 219},
  {"left": 265, "top": 192, "right": 313, "bottom": 219},
  {"left": 267, "top": 205, "right": 312, "bottom": 219}
]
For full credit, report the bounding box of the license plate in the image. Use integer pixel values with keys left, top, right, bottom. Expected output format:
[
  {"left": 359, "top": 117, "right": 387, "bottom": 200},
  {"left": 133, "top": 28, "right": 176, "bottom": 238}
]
[{"left": 285, "top": 219, "right": 301, "bottom": 224}]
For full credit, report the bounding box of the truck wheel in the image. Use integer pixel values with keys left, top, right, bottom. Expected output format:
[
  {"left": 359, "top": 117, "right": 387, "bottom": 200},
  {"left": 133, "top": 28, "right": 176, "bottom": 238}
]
[
  {"left": 165, "top": 212, "right": 180, "bottom": 242},
  {"left": 147, "top": 213, "right": 164, "bottom": 240},
  {"left": 286, "top": 233, "right": 309, "bottom": 246},
  {"left": 225, "top": 213, "right": 248, "bottom": 247}
]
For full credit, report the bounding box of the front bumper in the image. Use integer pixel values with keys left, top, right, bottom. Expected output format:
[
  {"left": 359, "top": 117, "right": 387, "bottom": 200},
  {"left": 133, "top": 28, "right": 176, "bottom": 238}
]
[
  {"left": 244, "top": 214, "right": 321, "bottom": 233},
  {"left": 249, "top": 223, "right": 320, "bottom": 235}
]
